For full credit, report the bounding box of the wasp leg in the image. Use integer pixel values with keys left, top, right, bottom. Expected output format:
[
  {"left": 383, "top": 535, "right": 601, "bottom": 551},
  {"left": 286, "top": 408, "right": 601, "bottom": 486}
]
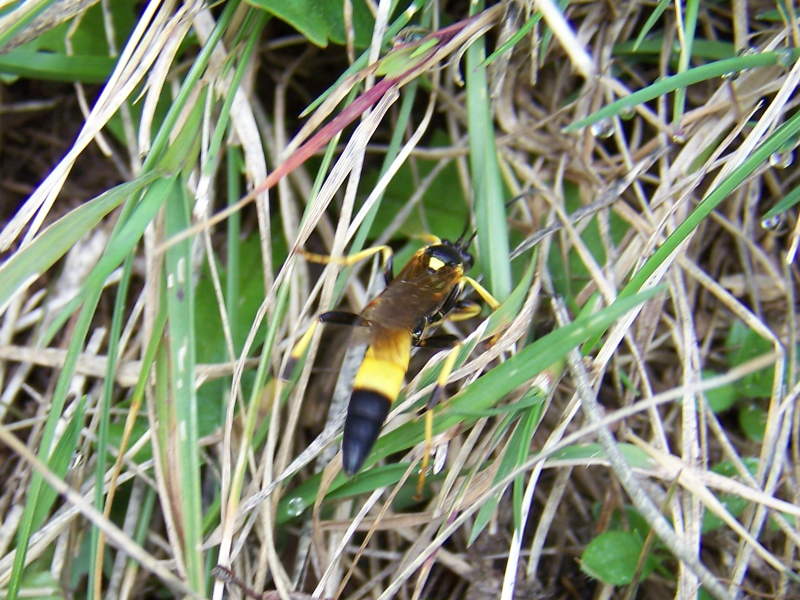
[
  {"left": 445, "top": 300, "right": 481, "bottom": 322},
  {"left": 412, "top": 233, "right": 442, "bottom": 245},
  {"left": 417, "top": 342, "right": 463, "bottom": 498},
  {"left": 282, "top": 311, "right": 369, "bottom": 379},
  {"left": 415, "top": 285, "right": 499, "bottom": 496},
  {"left": 319, "top": 311, "right": 369, "bottom": 327},
  {"left": 414, "top": 334, "right": 459, "bottom": 349},
  {"left": 299, "top": 245, "right": 394, "bottom": 286},
  {"left": 462, "top": 276, "right": 500, "bottom": 310}
]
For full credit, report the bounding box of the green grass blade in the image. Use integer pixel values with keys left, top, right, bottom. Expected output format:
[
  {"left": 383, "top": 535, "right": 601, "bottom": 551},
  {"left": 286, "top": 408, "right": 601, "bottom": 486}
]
[
  {"left": 467, "top": 2, "right": 511, "bottom": 300},
  {"left": 761, "top": 181, "right": 800, "bottom": 221},
  {"left": 566, "top": 51, "right": 795, "bottom": 132},
  {"left": 483, "top": 11, "right": 540, "bottom": 66},
  {"left": 163, "top": 180, "right": 205, "bottom": 593},
  {"left": 672, "top": 0, "right": 700, "bottom": 124},
  {"left": 30, "top": 395, "right": 87, "bottom": 531},
  {"left": 632, "top": 0, "right": 671, "bottom": 51},
  {"left": 0, "top": 173, "right": 159, "bottom": 313},
  {"left": 88, "top": 253, "right": 134, "bottom": 600},
  {"left": 621, "top": 108, "right": 800, "bottom": 298},
  {"left": 0, "top": 0, "right": 52, "bottom": 51},
  {"left": 468, "top": 389, "right": 545, "bottom": 545},
  {"left": 0, "top": 49, "right": 115, "bottom": 82}
]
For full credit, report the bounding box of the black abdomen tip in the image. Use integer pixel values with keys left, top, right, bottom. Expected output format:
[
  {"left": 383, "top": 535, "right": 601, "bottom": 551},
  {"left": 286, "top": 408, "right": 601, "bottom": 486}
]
[{"left": 342, "top": 390, "right": 391, "bottom": 474}]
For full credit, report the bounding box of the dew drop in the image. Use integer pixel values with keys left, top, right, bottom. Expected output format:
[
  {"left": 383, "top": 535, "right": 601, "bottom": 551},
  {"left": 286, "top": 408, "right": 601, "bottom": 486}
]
[
  {"left": 769, "top": 150, "right": 794, "bottom": 169},
  {"left": 777, "top": 48, "right": 796, "bottom": 69},
  {"left": 394, "top": 26, "right": 428, "bottom": 46},
  {"left": 761, "top": 214, "right": 784, "bottom": 231},
  {"left": 620, "top": 106, "right": 636, "bottom": 120},
  {"left": 285, "top": 496, "right": 305, "bottom": 517},
  {"left": 590, "top": 117, "right": 614, "bottom": 138},
  {"left": 671, "top": 128, "right": 687, "bottom": 144}
]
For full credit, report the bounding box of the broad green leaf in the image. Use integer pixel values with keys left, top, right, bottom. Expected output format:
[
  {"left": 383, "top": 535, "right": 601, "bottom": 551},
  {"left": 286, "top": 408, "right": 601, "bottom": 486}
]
[
  {"left": 738, "top": 402, "right": 767, "bottom": 442},
  {"left": 581, "top": 530, "right": 658, "bottom": 585},
  {"left": 247, "top": 0, "right": 374, "bottom": 47},
  {"left": 725, "top": 321, "right": 774, "bottom": 399},
  {"left": 701, "top": 369, "right": 738, "bottom": 413}
]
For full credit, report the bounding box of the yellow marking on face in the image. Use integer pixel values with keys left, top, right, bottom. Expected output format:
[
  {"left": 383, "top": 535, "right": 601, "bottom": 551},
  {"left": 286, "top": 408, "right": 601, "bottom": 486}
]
[{"left": 428, "top": 256, "right": 445, "bottom": 271}]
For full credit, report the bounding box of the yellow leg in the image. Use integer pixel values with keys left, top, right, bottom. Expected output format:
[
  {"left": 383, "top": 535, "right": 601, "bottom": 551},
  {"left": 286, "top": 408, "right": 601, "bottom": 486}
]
[
  {"left": 416, "top": 342, "right": 462, "bottom": 498},
  {"left": 281, "top": 319, "right": 320, "bottom": 380},
  {"left": 418, "top": 409, "right": 434, "bottom": 498},
  {"left": 462, "top": 276, "right": 500, "bottom": 310},
  {"left": 412, "top": 233, "right": 442, "bottom": 245},
  {"left": 286, "top": 244, "right": 396, "bottom": 378},
  {"left": 416, "top": 278, "right": 500, "bottom": 496},
  {"left": 445, "top": 300, "right": 481, "bottom": 322},
  {"left": 299, "top": 245, "right": 392, "bottom": 268}
]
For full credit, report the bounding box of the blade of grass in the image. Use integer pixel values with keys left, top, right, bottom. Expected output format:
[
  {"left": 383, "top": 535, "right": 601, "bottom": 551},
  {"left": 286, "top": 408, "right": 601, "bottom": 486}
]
[
  {"left": 162, "top": 179, "right": 205, "bottom": 593},
  {"left": 467, "top": 1, "right": 511, "bottom": 300},
  {"left": 761, "top": 181, "right": 800, "bottom": 221},
  {"left": 0, "top": 49, "right": 116, "bottom": 82},
  {"left": 483, "top": 10, "right": 541, "bottom": 66},
  {"left": 5, "top": 176, "right": 171, "bottom": 600},
  {"left": 0, "top": 173, "right": 160, "bottom": 313},
  {"left": 0, "top": 0, "right": 53, "bottom": 51},
  {"left": 672, "top": 0, "right": 699, "bottom": 124},
  {"left": 632, "top": 0, "right": 671, "bottom": 51},
  {"left": 566, "top": 50, "right": 798, "bottom": 132},
  {"left": 468, "top": 389, "right": 545, "bottom": 545},
  {"left": 89, "top": 252, "right": 134, "bottom": 600}
]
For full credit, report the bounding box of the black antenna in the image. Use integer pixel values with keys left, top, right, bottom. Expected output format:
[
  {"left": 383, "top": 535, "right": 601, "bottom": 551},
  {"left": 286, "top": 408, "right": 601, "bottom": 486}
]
[
  {"left": 455, "top": 191, "right": 532, "bottom": 249},
  {"left": 454, "top": 214, "right": 472, "bottom": 246},
  {"left": 459, "top": 229, "right": 478, "bottom": 250}
]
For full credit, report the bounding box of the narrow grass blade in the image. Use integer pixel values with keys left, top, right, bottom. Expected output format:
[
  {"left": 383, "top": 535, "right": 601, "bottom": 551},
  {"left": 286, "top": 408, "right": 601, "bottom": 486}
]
[
  {"left": 0, "top": 173, "right": 159, "bottom": 313},
  {"left": 467, "top": 3, "right": 511, "bottom": 300},
  {"left": 566, "top": 51, "right": 795, "bottom": 132}
]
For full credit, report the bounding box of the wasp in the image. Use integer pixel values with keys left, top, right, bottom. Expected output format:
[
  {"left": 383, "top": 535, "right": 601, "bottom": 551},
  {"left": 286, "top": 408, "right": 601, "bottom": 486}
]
[{"left": 287, "top": 232, "right": 500, "bottom": 475}]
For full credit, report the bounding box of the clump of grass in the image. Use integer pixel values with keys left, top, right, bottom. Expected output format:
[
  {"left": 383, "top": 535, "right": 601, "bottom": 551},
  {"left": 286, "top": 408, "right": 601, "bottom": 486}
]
[{"left": 0, "top": 1, "right": 798, "bottom": 599}]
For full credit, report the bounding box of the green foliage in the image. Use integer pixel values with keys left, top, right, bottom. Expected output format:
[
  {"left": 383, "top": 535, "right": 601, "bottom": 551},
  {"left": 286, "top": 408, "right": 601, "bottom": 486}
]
[
  {"left": 701, "top": 369, "right": 737, "bottom": 413},
  {"left": 0, "top": 0, "right": 137, "bottom": 82},
  {"left": 698, "top": 320, "right": 785, "bottom": 441},
  {"left": 581, "top": 530, "right": 660, "bottom": 585},
  {"left": 247, "top": 0, "right": 375, "bottom": 47},
  {"left": 725, "top": 321, "right": 774, "bottom": 398},
  {"left": 701, "top": 459, "right": 758, "bottom": 533},
  {"left": 738, "top": 402, "right": 767, "bottom": 442},
  {"left": 760, "top": 181, "right": 800, "bottom": 223},
  {"left": 551, "top": 443, "right": 655, "bottom": 470},
  {"left": 361, "top": 130, "right": 470, "bottom": 241}
]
